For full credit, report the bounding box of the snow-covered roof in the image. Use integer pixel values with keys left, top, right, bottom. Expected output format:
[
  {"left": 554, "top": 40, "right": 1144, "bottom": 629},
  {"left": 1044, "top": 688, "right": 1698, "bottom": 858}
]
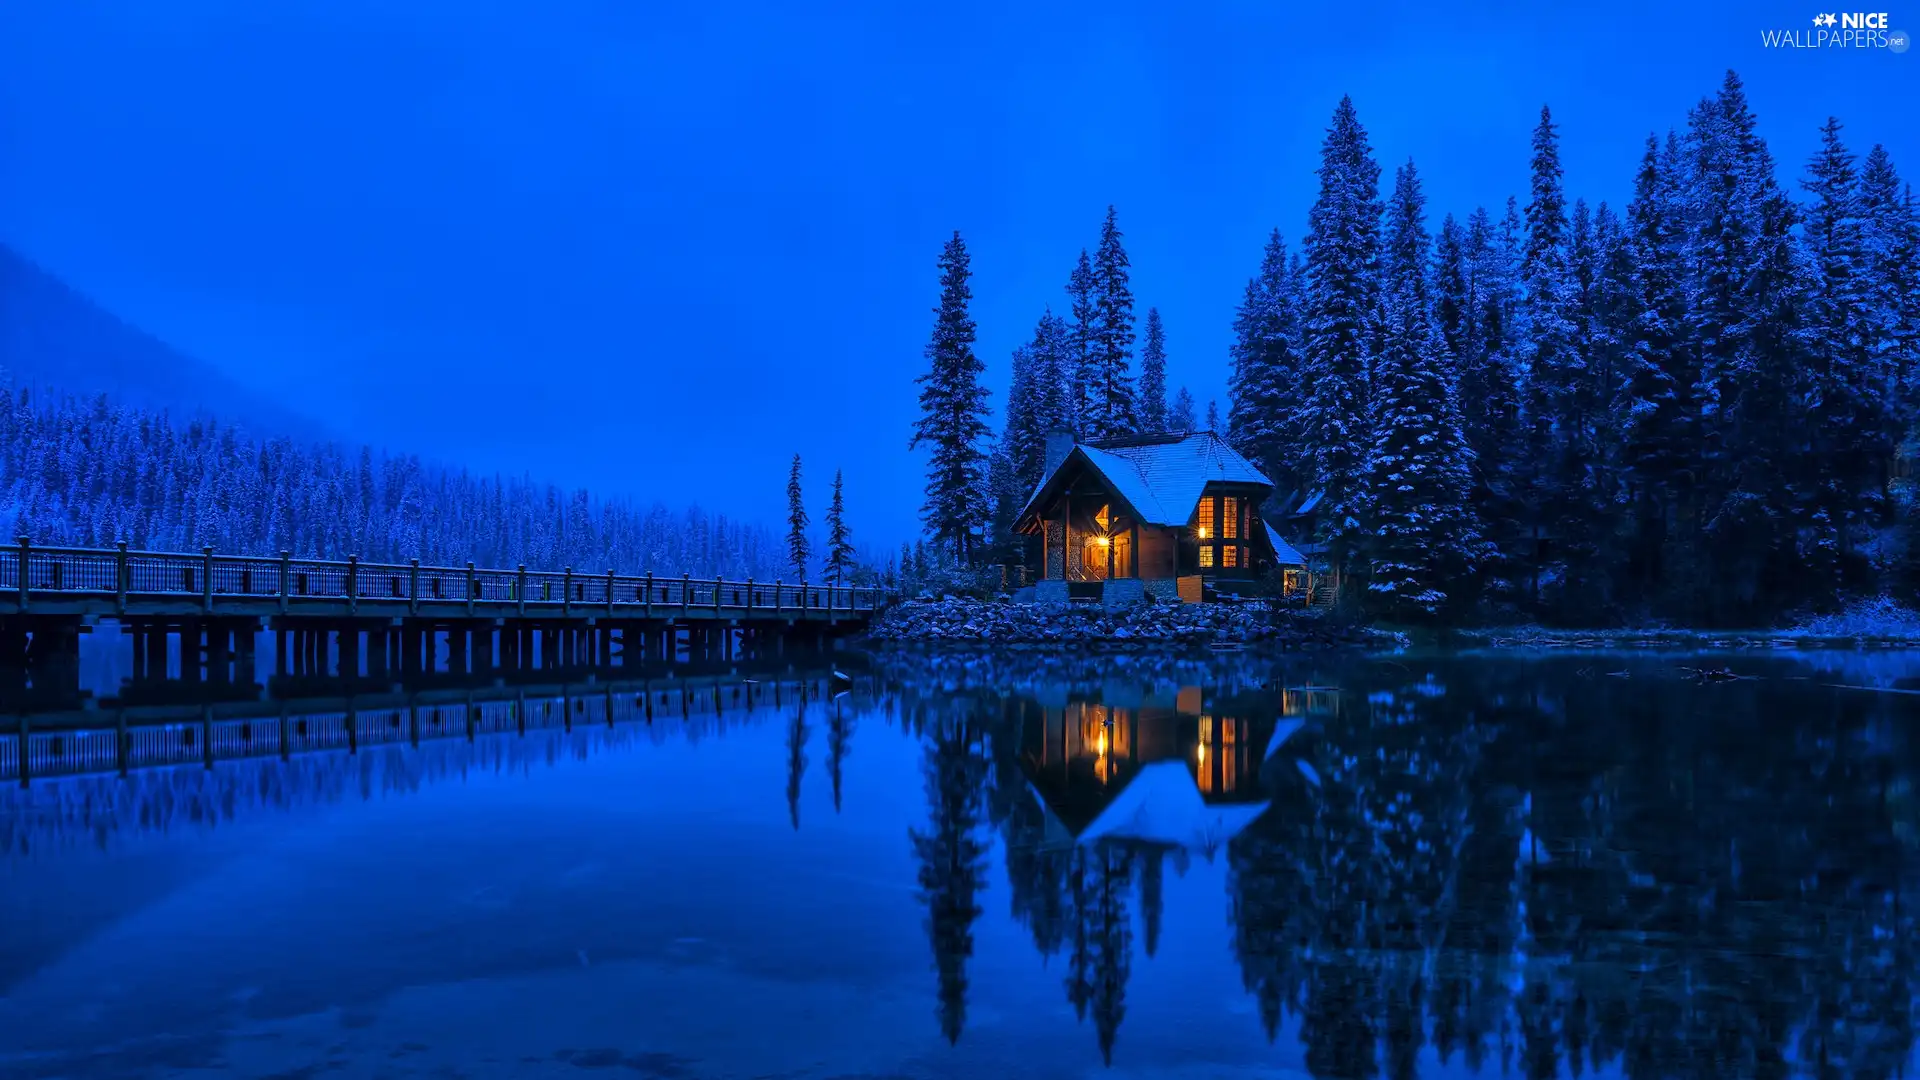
[
  {"left": 1017, "top": 431, "right": 1274, "bottom": 528},
  {"left": 1074, "top": 761, "right": 1270, "bottom": 849},
  {"left": 1264, "top": 521, "right": 1307, "bottom": 566},
  {"left": 1265, "top": 717, "right": 1305, "bottom": 760}
]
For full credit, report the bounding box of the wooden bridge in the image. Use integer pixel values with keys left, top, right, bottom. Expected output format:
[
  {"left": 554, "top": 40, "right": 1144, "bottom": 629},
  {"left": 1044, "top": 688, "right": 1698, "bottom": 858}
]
[{"left": 0, "top": 539, "right": 887, "bottom": 685}]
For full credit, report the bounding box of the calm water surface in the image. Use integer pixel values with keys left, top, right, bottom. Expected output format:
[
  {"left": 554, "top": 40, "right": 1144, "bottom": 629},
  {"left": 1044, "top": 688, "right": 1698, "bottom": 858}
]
[{"left": 4, "top": 646, "right": 1920, "bottom": 1079}]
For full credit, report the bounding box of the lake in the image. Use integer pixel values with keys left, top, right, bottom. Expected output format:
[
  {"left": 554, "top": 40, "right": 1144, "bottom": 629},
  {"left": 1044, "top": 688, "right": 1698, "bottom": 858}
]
[{"left": 2, "top": 644, "right": 1919, "bottom": 1079}]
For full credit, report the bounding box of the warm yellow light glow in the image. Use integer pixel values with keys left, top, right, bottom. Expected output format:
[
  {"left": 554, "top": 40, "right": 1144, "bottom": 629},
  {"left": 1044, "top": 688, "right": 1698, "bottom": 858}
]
[
  {"left": 1197, "top": 527, "right": 1209, "bottom": 539},
  {"left": 1096, "top": 536, "right": 1111, "bottom": 547},
  {"left": 1196, "top": 742, "right": 1208, "bottom": 764}
]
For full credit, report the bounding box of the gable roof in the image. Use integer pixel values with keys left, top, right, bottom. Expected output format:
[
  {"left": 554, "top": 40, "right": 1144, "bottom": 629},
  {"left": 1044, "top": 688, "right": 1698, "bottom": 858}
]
[
  {"left": 1072, "top": 761, "right": 1269, "bottom": 850},
  {"left": 1017, "top": 431, "right": 1274, "bottom": 529},
  {"left": 1264, "top": 521, "right": 1307, "bottom": 566}
]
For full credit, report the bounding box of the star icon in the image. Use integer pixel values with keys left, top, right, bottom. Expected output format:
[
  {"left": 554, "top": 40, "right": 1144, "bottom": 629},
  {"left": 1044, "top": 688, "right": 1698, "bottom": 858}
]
[
  {"left": 1814, "top": 12, "right": 1825, "bottom": 24},
  {"left": 1825, "top": 13, "right": 1840, "bottom": 26}
]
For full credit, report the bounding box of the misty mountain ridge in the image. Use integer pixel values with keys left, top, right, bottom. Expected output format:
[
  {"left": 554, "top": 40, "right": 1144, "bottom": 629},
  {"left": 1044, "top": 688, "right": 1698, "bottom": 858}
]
[{"left": 0, "top": 242, "right": 328, "bottom": 441}]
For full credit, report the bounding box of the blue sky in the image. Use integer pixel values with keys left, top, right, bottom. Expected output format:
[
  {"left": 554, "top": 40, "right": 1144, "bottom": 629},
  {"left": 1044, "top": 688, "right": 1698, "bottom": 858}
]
[{"left": 0, "top": 0, "right": 1912, "bottom": 549}]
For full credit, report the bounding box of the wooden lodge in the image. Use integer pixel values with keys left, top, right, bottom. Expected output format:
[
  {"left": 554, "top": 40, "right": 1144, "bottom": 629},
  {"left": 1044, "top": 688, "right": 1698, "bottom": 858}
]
[{"left": 1013, "top": 429, "right": 1312, "bottom": 604}]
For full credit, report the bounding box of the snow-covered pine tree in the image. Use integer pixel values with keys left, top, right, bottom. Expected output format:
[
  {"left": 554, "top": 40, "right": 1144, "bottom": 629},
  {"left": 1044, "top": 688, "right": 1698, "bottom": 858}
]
[
  {"left": 1084, "top": 206, "right": 1138, "bottom": 438},
  {"left": 1169, "top": 387, "right": 1198, "bottom": 431},
  {"left": 1138, "top": 307, "right": 1168, "bottom": 433},
  {"left": 1298, "top": 96, "right": 1383, "bottom": 584},
  {"left": 1228, "top": 231, "right": 1307, "bottom": 501},
  {"left": 825, "top": 469, "right": 856, "bottom": 586},
  {"left": 985, "top": 440, "right": 1021, "bottom": 564},
  {"left": 1066, "top": 251, "right": 1098, "bottom": 432},
  {"left": 910, "top": 232, "right": 993, "bottom": 562},
  {"left": 1035, "top": 310, "right": 1074, "bottom": 442},
  {"left": 1364, "top": 160, "right": 1483, "bottom": 620},
  {"left": 1003, "top": 338, "right": 1040, "bottom": 483},
  {"left": 1798, "top": 115, "right": 1884, "bottom": 599},
  {"left": 786, "top": 453, "right": 810, "bottom": 579},
  {"left": 1543, "top": 196, "right": 1634, "bottom": 619},
  {"left": 1708, "top": 119, "right": 1807, "bottom": 618},
  {"left": 1003, "top": 310, "right": 1073, "bottom": 495},
  {"left": 1518, "top": 105, "right": 1578, "bottom": 607},
  {"left": 1205, "top": 399, "right": 1221, "bottom": 433},
  {"left": 1432, "top": 214, "right": 1477, "bottom": 388},
  {"left": 1859, "top": 146, "right": 1920, "bottom": 422},
  {"left": 1620, "top": 132, "right": 1698, "bottom": 611},
  {"left": 1465, "top": 199, "right": 1530, "bottom": 563}
]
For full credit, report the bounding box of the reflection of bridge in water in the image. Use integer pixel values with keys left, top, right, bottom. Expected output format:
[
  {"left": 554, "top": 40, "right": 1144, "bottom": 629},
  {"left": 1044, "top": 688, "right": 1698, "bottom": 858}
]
[
  {"left": 0, "top": 657, "right": 856, "bottom": 780},
  {"left": 1, "top": 662, "right": 861, "bottom": 858}
]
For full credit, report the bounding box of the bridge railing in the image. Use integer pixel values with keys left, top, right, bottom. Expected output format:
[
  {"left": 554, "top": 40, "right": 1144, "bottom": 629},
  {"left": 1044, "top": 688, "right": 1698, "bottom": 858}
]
[{"left": 0, "top": 539, "right": 885, "bottom": 617}]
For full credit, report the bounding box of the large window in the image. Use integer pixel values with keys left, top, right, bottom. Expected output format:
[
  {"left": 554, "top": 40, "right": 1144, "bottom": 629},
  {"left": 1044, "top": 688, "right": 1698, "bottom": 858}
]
[
  {"left": 1195, "top": 498, "right": 1215, "bottom": 539},
  {"left": 1223, "top": 544, "right": 1239, "bottom": 568},
  {"left": 1198, "top": 545, "right": 1214, "bottom": 568},
  {"left": 1222, "top": 496, "right": 1239, "bottom": 539}
]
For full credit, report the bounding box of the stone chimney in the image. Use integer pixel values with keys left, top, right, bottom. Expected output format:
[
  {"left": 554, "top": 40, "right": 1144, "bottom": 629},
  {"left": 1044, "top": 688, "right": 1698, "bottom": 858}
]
[{"left": 1043, "top": 427, "right": 1076, "bottom": 479}]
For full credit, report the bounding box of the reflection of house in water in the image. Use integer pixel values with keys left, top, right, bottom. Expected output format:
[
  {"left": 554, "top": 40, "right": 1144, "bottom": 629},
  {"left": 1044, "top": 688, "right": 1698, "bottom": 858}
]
[{"left": 1014, "top": 689, "right": 1289, "bottom": 854}]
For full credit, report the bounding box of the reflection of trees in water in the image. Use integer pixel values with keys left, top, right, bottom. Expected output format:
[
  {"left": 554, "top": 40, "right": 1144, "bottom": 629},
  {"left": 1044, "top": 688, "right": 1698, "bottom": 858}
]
[
  {"left": 826, "top": 701, "right": 853, "bottom": 812},
  {"left": 1228, "top": 660, "right": 1920, "bottom": 1079},
  {"left": 786, "top": 705, "right": 810, "bottom": 830},
  {"left": 1058, "top": 842, "right": 1135, "bottom": 1064},
  {"left": 909, "top": 717, "right": 991, "bottom": 1044}
]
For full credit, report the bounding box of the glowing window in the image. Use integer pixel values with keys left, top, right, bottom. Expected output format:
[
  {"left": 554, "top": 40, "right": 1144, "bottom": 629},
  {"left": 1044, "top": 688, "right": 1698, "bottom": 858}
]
[
  {"left": 1196, "top": 498, "right": 1215, "bottom": 539},
  {"left": 1199, "top": 545, "right": 1215, "bottom": 568},
  {"left": 1223, "top": 544, "right": 1239, "bottom": 568},
  {"left": 1095, "top": 504, "right": 1110, "bottom": 530},
  {"left": 1222, "top": 497, "right": 1239, "bottom": 539}
]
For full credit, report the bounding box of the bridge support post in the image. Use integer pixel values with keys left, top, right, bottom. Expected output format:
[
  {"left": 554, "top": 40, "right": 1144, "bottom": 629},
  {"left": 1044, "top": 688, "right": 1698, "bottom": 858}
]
[
  {"left": 340, "top": 624, "right": 363, "bottom": 679},
  {"left": 448, "top": 626, "right": 469, "bottom": 675},
  {"left": 206, "top": 623, "right": 232, "bottom": 683},
  {"left": 179, "top": 620, "right": 203, "bottom": 683},
  {"left": 367, "top": 625, "right": 390, "bottom": 674}
]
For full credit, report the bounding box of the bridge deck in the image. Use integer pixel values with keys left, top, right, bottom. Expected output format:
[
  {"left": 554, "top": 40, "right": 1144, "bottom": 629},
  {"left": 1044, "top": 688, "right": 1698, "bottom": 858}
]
[{"left": 0, "top": 541, "right": 882, "bottom": 624}]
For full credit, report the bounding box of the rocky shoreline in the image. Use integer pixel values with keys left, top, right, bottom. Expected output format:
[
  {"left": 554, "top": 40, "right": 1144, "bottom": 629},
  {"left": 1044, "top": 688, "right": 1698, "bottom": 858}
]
[{"left": 863, "top": 597, "right": 1402, "bottom": 650}]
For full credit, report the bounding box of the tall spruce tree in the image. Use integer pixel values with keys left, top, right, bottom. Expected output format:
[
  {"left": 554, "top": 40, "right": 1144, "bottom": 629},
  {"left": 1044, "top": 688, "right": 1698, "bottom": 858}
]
[
  {"left": 1433, "top": 214, "right": 1477, "bottom": 387},
  {"left": 1859, "top": 146, "right": 1919, "bottom": 415},
  {"left": 1169, "top": 387, "right": 1198, "bottom": 431},
  {"left": 1066, "top": 251, "right": 1098, "bottom": 432},
  {"left": 1801, "top": 116, "right": 1887, "bottom": 598},
  {"left": 1138, "top": 307, "right": 1168, "bottom": 432},
  {"left": 1205, "top": 399, "right": 1221, "bottom": 433},
  {"left": 1519, "top": 105, "right": 1578, "bottom": 607},
  {"left": 1452, "top": 205, "right": 1521, "bottom": 581},
  {"left": 1298, "top": 96, "right": 1383, "bottom": 582},
  {"left": 1084, "top": 206, "right": 1138, "bottom": 438},
  {"left": 1228, "top": 230, "right": 1307, "bottom": 500},
  {"left": 824, "top": 469, "right": 856, "bottom": 586},
  {"left": 786, "top": 453, "right": 810, "bottom": 579},
  {"left": 1620, "top": 132, "right": 1698, "bottom": 610},
  {"left": 1002, "top": 310, "right": 1074, "bottom": 496},
  {"left": 910, "top": 232, "right": 993, "bottom": 561},
  {"left": 1364, "top": 160, "right": 1483, "bottom": 619}
]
